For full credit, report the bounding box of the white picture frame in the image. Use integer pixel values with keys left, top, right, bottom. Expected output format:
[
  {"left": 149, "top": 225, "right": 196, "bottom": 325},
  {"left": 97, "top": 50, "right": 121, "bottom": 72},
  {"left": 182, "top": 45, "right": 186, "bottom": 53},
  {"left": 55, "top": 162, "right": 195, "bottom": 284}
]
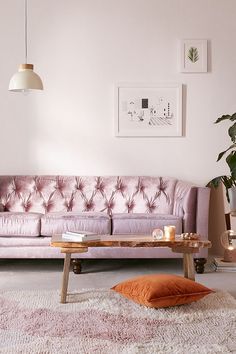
[
  {"left": 115, "top": 83, "right": 182, "bottom": 137},
  {"left": 180, "top": 39, "right": 208, "bottom": 73}
]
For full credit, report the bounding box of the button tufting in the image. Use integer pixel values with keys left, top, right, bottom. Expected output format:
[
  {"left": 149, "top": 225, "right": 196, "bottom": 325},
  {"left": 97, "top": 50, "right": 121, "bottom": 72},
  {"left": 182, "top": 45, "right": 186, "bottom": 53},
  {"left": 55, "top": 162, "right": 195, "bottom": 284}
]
[
  {"left": 84, "top": 201, "right": 95, "bottom": 211},
  {"left": 76, "top": 183, "right": 84, "bottom": 191},
  {"left": 105, "top": 200, "right": 115, "bottom": 210},
  {"left": 146, "top": 201, "right": 157, "bottom": 213},
  {"left": 115, "top": 179, "right": 126, "bottom": 194},
  {"left": 0, "top": 176, "right": 175, "bottom": 214}
]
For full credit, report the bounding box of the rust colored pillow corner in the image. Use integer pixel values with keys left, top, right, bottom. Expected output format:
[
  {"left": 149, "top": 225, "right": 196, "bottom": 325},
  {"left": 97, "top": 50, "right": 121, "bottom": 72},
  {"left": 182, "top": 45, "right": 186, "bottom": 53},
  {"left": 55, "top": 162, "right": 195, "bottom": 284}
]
[{"left": 111, "top": 274, "right": 213, "bottom": 308}]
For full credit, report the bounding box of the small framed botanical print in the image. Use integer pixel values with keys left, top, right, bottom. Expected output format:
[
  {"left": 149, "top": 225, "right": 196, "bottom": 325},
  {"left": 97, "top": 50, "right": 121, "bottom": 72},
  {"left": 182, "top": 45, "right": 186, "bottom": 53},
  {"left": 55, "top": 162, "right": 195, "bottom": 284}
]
[{"left": 180, "top": 39, "right": 208, "bottom": 73}]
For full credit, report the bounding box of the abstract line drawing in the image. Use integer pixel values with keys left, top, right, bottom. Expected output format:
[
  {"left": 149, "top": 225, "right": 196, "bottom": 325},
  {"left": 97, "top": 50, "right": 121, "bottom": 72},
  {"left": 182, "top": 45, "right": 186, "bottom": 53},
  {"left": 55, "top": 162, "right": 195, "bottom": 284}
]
[
  {"left": 115, "top": 84, "right": 182, "bottom": 137},
  {"left": 125, "top": 97, "right": 173, "bottom": 126}
]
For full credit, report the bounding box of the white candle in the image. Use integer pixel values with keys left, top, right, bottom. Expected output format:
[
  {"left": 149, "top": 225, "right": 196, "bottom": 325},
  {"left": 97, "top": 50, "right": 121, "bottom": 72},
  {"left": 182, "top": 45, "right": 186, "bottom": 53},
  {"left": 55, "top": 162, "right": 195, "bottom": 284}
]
[{"left": 164, "top": 225, "right": 176, "bottom": 241}]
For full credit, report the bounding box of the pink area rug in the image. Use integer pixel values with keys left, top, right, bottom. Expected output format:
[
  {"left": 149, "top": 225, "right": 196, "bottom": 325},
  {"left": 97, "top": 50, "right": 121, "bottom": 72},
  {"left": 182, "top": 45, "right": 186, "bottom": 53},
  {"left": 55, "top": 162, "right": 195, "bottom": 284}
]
[{"left": 0, "top": 289, "right": 236, "bottom": 354}]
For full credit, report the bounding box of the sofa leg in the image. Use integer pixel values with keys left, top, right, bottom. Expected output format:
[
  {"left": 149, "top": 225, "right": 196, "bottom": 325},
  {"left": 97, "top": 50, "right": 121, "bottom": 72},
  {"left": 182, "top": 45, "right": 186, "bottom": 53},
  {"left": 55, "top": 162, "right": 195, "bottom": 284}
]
[
  {"left": 72, "top": 259, "right": 82, "bottom": 274},
  {"left": 194, "top": 258, "right": 207, "bottom": 274}
]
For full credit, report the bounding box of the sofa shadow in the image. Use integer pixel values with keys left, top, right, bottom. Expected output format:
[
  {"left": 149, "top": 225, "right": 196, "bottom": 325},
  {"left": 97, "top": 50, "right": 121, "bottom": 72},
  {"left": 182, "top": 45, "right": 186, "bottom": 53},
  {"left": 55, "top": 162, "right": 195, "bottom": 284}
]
[
  {"left": 80, "top": 258, "right": 184, "bottom": 274},
  {"left": 0, "top": 258, "right": 184, "bottom": 274}
]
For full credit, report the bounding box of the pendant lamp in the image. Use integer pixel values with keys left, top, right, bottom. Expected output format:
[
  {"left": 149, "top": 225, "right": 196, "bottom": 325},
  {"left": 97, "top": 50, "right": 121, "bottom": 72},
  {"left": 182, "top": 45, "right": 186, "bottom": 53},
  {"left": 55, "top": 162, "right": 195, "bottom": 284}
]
[{"left": 9, "top": 0, "right": 43, "bottom": 92}]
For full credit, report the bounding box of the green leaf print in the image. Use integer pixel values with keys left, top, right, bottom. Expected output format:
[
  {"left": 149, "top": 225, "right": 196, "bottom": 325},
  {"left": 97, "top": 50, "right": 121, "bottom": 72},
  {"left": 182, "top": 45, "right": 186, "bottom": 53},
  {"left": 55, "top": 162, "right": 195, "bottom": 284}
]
[{"left": 188, "top": 47, "right": 199, "bottom": 63}]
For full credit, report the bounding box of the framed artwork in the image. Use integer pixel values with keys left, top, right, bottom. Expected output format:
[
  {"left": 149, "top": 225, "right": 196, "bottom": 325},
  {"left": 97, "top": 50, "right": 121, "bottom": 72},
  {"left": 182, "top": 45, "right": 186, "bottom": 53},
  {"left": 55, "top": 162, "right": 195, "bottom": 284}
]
[
  {"left": 115, "top": 83, "right": 182, "bottom": 137},
  {"left": 180, "top": 39, "right": 207, "bottom": 73}
]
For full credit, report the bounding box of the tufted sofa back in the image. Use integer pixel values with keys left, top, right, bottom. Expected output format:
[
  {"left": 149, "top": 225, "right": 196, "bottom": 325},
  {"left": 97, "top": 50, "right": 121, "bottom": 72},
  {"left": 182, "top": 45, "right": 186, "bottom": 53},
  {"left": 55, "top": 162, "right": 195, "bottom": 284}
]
[{"left": 0, "top": 175, "right": 190, "bottom": 215}]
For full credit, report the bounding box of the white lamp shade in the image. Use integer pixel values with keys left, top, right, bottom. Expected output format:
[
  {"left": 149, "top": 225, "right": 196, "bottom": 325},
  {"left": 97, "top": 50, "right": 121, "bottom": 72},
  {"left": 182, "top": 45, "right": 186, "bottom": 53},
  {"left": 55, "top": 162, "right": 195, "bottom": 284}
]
[{"left": 9, "top": 64, "right": 43, "bottom": 92}]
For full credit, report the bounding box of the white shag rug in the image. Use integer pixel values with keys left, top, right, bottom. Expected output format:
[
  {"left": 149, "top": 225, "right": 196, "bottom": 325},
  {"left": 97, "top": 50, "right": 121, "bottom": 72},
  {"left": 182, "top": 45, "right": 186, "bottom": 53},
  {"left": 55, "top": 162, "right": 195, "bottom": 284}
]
[{"left": 0, "top": 289, "right": 235, "bottom": 354}]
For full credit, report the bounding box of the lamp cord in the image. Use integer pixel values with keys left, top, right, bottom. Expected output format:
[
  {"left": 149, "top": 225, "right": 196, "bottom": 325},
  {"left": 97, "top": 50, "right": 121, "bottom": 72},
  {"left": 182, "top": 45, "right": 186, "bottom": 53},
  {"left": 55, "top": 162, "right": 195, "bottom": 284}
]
[{"left": 25, "top": 0, "right": 27, "bottom": 63}]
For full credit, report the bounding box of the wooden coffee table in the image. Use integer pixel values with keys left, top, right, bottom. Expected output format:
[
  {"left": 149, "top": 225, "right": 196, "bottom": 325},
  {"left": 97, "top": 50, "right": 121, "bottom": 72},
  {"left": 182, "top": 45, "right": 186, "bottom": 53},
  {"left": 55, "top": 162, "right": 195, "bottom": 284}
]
[{"left": 51, "top": 234, "right": 211, "bottom": 303}]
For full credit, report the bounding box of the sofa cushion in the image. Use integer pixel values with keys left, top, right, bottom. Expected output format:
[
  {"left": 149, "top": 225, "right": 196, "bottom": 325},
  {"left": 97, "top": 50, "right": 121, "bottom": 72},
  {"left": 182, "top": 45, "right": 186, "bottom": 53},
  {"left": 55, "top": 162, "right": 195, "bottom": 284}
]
[
  {"left": 41, "top": 212, "right": 111, "bottom": 236},
  {"left": 112, "top": 213, "right": 182, "bottom": 235},
  {"left": 0, "top": 212, "right": 42, "bottom": 236},
  {"left": 0, "top": 236, "right": 51, "bottom": 247}
]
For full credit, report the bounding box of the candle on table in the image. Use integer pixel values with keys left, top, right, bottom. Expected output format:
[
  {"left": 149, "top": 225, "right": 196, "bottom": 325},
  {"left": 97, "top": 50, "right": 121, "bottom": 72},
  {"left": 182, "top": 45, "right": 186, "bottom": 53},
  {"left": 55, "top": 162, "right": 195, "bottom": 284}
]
[{"left": 164, "top": 225, "right": 176, "bottom": 241}]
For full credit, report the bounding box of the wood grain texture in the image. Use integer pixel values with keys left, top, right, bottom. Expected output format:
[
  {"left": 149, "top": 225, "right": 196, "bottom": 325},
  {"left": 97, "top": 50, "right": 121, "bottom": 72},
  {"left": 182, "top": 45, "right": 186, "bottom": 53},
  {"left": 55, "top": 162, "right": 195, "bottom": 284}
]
[
  {"left": 61, "top": 247, "right": 88, "bottom": 254},
  {"left": 61, "top": 253, "right": 71, "bottom": 304},
  {"left": 183, "top": 253, "right": 195, "bottom": 281},
  {"left": 51, "top": 234, "right": 211, "bottom": 250}
]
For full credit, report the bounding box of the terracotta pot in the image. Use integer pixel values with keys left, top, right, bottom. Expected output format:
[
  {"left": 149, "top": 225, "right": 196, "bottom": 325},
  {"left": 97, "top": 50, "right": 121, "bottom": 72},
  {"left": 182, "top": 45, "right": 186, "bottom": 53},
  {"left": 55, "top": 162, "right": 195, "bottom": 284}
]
[{"left": 228, "top": 187, "right": 236, "bottom": 214}]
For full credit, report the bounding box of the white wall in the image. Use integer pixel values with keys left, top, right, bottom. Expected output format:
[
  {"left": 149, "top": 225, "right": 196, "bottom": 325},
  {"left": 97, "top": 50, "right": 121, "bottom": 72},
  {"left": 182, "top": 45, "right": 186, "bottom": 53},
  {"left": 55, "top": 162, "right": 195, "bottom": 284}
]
[
  {"left": 0, "top": 0, "right": 235, "bottom": 185},
  {"left": 2, "top": 0, "right": 236, "bottom": 253}
]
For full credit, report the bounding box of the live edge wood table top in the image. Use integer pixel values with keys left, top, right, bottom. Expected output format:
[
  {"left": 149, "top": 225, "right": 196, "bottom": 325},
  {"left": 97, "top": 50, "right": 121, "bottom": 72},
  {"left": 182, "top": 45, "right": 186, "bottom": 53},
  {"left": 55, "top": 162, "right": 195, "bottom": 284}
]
[
  {"left": 51, "top": 234, "right": 211, "bottom": 304},
  {"left": 51, "top": 234, "right": 211, "bottom": 249}
]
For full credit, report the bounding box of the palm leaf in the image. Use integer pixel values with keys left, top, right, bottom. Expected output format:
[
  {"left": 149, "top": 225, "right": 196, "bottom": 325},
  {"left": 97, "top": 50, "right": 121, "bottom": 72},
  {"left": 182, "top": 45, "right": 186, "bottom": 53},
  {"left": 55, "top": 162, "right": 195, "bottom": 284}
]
[
  {"left": 226, "top": 151, "right": 236, "bottom": 179},
  {"left": 206, "top": 176, "right": 236, "bottom": 202},
  {"left": 229, "top": 123, "right": 236, "bottom": 143},
  {"left": 217, "top": 144, "right": 236, "bottom": 161},
  {"left": 230, "top": 113, "right": 236, "bottom": 121},
  {"left": 215, "top": 114, "right": 232, "bottom": 124},
  {"left": 188, "top": 47, "right": 199, "bottom": 63},
  {"left": 215, "top": 113, "right": 236, "bottom": 124}
]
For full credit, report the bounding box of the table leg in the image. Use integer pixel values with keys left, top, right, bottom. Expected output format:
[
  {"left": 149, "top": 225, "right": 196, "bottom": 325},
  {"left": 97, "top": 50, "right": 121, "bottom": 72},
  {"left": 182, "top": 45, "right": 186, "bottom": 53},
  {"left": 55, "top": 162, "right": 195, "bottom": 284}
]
[
  {"left": 61, "top": 253, "right": 71, "bottom": 303},
  {"left": 183, "top": 253, "right": 195, "bottom": 281}
]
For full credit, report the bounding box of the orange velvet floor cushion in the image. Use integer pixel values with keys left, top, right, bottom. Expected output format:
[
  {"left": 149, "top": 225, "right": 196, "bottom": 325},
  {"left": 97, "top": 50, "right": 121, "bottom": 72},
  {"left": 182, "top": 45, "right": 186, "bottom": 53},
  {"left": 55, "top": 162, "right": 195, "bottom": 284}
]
[{"left": 112, "top": 274, "right": 213, "bottom": 308}]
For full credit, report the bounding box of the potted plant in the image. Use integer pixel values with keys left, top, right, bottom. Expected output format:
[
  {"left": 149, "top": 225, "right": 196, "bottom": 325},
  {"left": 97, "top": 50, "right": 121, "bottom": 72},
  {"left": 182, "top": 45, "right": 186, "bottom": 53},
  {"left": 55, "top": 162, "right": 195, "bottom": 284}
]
[{"left": 207, "top": 112, "right": 236, "bottom": 210}]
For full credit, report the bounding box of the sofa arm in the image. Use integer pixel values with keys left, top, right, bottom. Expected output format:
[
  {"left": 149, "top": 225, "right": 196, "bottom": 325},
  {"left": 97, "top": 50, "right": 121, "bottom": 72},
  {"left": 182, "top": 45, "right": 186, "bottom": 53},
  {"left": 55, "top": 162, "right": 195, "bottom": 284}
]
[
  {"left": 195, "top": 187, "right": 210, "bottom": 240},
  {"left": 173, "top": 182, "right": 210, "bottom": 238},
  {"left": 173, "top": 182, "right": 198, "bottom": 233}
]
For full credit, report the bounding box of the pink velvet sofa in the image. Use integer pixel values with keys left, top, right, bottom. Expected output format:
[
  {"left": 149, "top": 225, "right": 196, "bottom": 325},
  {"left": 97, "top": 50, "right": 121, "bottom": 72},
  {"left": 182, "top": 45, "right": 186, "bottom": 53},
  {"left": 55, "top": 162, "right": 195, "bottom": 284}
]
[{"left": 0, "top": 176, "right": 210, "bottom": 273}]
